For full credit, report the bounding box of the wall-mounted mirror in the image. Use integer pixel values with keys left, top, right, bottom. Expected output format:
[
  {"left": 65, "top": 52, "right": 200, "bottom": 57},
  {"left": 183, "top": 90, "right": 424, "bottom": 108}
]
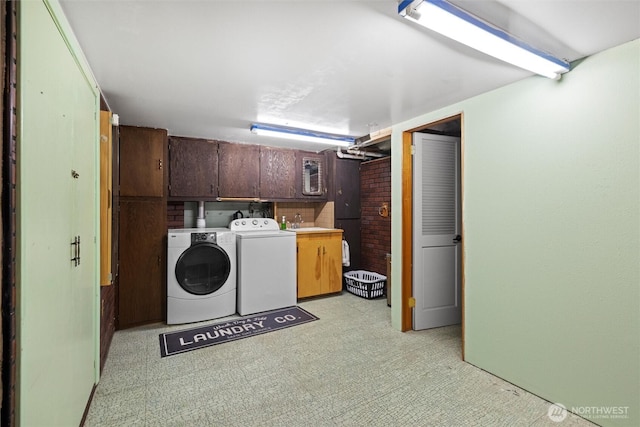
[{"left": 302, "top": 157, "right": 323, "bottom": 196}]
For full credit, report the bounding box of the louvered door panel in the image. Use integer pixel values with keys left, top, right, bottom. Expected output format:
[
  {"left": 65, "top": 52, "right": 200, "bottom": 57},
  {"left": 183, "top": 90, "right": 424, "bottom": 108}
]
[{"left": 421, "top": 139, "right": 456, "bottom": 236}]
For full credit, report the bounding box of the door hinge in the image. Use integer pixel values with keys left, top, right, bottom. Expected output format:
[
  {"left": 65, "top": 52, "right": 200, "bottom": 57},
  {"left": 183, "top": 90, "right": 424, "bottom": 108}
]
[
  {"left": 408, "top": 297, "right": 416, "bottom": 308},
  {"left": 411, "top": 145, "right": 415, "bottom": 155}
]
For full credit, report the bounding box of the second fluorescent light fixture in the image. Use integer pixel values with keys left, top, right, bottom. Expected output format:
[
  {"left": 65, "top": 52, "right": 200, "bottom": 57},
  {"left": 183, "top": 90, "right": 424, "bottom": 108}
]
[
  {"left": 398, "top": 0, "right": 570, "bottom": 79},
  {"left": 250, "top": 123, "right": 355, "bottom": 147}
]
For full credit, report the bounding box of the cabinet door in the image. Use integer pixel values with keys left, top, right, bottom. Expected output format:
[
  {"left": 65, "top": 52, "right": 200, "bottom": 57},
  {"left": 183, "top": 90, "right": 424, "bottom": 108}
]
[
  {"left": 335, "top": 158, "right": 361, "bottom": 219},
  {"left": 260, "top": 146, "right": 296, "bottom": 199},
  {"left": 296, "top": 234, "right": 322, "bottom": 298},
  {"left": 169, "top": 136, "right": 218, "bottom": 198},
  {"left": 120, "top": 126, "right": 167, "bottom": 197},
  {"left": 295, "top": 151, "right": 327, "bottom": 200},
  {"left": 321, "top": 233, "right": 343, "bottom": 294},
  {"left": 118, "top": 199, "right": 166, "bottom": 328},
  {"left": 218, "top": 142, "right": 260, "bottom": 198},
  {"left": 20, "top": 2, "right": 98, "bottom": 424},
  {"left": 296, "top": 232, "right": 343, "bottom": 298}
]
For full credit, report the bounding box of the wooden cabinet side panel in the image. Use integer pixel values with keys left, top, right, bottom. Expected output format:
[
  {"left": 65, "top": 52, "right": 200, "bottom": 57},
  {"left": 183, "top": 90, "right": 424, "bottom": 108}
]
[
  {"left": 218, "top": 142, "right": 260, "bottom": 197},
  {"left": 335, "top": 158, "right": 361, "bottom": 219},
  {"left": 119, "top": 126, "right": 166, "bottom": 197},
  {"left": 335, "top": 219, "right": 361, "bottom": 271},
  {"left": 118, "top": 199, "right": 166, "bottom": 328},
  {"left": 100, "top": 284, "right": 115, "bottom": 372},
  {"left": 169, "top": 137, "right": 218, "bottom": 197},
  {"left": 296, "top": 235, "right": 322, "bottom": 298},
  {"left": 100, "top": 111, "right": 113, "bottom": 285},
  {"left": 322, "top": 234, "right": 343, "bottom": 294},
  {"left": 260, "top": 147, "right": 296, "bottom": 199}
]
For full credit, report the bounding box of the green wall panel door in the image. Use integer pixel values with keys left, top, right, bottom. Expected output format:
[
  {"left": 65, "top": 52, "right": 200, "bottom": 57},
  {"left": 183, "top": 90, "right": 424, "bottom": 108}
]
[{"left": 19, "top": 1, "right": 99, "bottom": 425}]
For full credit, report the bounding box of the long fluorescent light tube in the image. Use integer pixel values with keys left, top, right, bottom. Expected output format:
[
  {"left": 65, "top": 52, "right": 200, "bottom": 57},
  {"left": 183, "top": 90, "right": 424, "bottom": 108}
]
[
  {"left": 250, "top": 123, "right": 355, "bottom": 147},
  {"left": 398, "top": 0, "right": 570, "bottom": 79}
]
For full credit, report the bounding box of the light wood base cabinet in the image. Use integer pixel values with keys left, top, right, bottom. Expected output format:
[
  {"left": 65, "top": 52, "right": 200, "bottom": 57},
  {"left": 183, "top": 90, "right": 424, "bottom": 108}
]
[{"left": 296, "top": 230, "right": 343, "bottom": 298}]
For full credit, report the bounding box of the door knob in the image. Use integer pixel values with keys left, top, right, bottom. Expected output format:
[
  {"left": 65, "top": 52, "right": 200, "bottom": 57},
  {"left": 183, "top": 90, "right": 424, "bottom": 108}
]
[{"left": 453, "top": 235, "right": 462, "bottom": 243}]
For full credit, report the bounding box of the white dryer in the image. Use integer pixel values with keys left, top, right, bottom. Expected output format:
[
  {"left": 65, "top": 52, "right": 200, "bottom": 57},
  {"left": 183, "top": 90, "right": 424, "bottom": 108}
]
[
  {"left": 229, "top": 218, "right": 296, "bottom": 316},
  {"left": 167, "top": 228, "right": 236, "bottom": 324}
]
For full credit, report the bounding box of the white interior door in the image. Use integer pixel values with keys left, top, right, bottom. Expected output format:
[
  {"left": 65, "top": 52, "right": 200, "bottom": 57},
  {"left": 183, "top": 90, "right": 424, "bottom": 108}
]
[{"left": 413, "top": 132, "right": 461, "bottom": 330}]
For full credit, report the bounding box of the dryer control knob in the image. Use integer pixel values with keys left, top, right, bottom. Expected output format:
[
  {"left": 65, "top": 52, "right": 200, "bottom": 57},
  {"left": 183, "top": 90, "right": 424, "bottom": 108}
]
[
  {"left": 241, "top": 220, "right": 246, "bottom": 225},
  {"left": 252, "top": 219, "right": 258, "bottom": 226}
]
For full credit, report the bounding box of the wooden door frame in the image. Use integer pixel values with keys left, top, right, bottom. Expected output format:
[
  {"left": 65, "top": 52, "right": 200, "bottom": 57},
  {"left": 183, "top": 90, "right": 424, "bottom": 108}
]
[{"left": 400, "top": 113, "right": 466, "bottom": 360}]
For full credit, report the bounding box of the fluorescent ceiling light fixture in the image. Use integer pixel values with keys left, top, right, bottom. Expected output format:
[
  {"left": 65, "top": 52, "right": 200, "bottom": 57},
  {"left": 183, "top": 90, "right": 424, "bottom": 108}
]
[
  {"left": 398, "top": 0, "right": 570, "bottom": 79},
  {"left": 250, "top": 123, "right": 355, "bottom": 147}
]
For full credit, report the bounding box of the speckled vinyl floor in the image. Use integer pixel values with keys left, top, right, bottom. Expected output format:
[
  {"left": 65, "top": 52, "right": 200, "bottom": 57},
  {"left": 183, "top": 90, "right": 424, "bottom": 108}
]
[{"left": 86, "top": 292, "right": 594, "bottom": 427}]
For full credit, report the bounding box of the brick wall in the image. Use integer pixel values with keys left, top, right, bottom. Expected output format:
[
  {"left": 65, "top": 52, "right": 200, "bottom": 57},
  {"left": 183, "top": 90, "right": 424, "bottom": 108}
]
[
  {"left": 167, "top": 202, "right": 185, "bottom": 229},
  {"left": 360, "top": 157, "right": 391, "bottom": 276}
]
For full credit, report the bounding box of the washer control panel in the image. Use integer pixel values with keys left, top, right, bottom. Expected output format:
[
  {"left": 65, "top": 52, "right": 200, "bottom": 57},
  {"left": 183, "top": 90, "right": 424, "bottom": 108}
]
[
  {"left": 229, "top": 218, "right": 279, "bottom": 231},
  {"left": 191, "top": 232, "right": 217, "bottom": 244}
]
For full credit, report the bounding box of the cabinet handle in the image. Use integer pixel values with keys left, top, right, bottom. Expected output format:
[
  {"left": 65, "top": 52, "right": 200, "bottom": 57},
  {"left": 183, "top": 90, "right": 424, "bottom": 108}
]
[
  {"left": 211, "top": 184, "right": 215, "bottom": 194},
  {"left": 70, "top": 237, "right": 77, "bottom": 266},
  {"left": 317, "top": 246, "right": 321, "bottom": 256},
  {"left": 70, "top": 235, "right": 81, "bottom": 267},
  {"left": 158, "top": 159, "right": 163, "bottom": 170},
  {"left": 323, "top": 246, "right": 326, "bottom": 255}
]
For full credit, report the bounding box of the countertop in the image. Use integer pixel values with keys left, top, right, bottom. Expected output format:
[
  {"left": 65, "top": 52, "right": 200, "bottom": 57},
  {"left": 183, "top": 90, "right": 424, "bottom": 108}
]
[{"left": 285, "top": 227, "right": 343, "bottom": 234}]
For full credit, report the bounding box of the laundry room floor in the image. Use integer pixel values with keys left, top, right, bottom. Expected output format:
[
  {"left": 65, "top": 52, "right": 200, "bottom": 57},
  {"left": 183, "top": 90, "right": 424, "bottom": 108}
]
[{"left": 85, "top": 292, "right": 594, "bottom": 426}]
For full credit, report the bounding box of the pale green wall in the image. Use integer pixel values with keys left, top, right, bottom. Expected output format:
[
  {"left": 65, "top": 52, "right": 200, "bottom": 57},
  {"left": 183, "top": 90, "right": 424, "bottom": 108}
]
[{"left": 391, "top": 40, "right": 639, "bottom": 426}]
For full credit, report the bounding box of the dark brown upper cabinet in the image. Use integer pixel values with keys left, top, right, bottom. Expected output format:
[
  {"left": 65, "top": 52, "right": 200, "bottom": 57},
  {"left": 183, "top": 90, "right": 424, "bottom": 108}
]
[
  {"left": 119, "top": 126, "right": 167, "bottom": 197},
  {"left": 296, "top": 151, "right": 327, "bottom": 200},
  {"left": 260, "top": 146, "right": 296, "bottom": 199},
  {"left": 169, "top": 136, "right": 218, "bottom": 199},
  {"left": 334, "top": 158, "right": 361, "bottom": 219},
  {"left": 218, "top": 142, "right": 260, "bottom": 198}
]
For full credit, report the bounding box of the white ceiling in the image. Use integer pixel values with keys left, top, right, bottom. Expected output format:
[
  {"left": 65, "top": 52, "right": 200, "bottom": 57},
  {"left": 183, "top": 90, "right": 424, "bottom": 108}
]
[{"left": 59, "top": 0, "right": 640, "bottom": 152}]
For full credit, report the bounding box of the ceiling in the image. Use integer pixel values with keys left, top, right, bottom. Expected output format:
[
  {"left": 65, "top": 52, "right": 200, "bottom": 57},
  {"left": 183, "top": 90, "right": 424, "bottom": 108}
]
[{"left": 58, "top": 0, "right": 640, "bottom": 152}]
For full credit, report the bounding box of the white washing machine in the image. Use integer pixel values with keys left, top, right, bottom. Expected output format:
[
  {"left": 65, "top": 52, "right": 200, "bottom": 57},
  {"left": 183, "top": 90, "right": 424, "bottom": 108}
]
[
  {"left": 229, "top": 218, "right": 296, "bottom": 316},
  {"left": 167, "top": 228, "right": 236, "bottom": 324}
]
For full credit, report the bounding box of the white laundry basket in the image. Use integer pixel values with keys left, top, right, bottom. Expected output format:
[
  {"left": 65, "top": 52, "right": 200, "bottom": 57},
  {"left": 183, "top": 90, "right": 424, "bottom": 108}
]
[{"left": 343, "top": 270, "right": 386, "bottom": 299}]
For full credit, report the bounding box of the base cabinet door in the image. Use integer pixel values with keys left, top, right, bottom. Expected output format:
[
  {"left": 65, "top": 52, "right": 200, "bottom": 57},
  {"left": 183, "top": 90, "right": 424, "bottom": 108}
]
[
  {"left": 296, "top": 231, "right": 343, "bottom": 298},
  {"left": 118, "top": 199, "right": 166, "bottom": 328},
  {"left": 296, "top": 235, "right": 322, "bottom": 298},
  {"left": 320, "top": 234, "right": 343, "bottom": 294}
]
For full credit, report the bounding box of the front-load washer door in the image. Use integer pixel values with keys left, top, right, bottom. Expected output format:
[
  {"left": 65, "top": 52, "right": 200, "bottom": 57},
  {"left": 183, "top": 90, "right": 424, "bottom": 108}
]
[{"left": 175, "top": 243, "right": 231, "bottom": 296}]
